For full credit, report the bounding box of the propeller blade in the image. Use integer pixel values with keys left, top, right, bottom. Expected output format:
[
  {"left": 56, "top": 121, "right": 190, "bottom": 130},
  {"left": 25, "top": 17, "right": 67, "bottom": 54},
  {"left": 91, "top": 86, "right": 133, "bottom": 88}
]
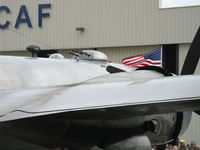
[{"left": 181, "top": 26, "right": 200, "bottom": 75}]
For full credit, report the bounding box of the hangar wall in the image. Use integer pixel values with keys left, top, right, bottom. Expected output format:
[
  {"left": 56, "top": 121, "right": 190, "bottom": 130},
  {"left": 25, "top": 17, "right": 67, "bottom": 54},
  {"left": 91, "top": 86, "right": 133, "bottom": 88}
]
[
  {"left": 180, "top": 112, "right": 200, "bottom": 146},
  {"left": 0, "top": 0, "right": 200, "bottom": 51}
]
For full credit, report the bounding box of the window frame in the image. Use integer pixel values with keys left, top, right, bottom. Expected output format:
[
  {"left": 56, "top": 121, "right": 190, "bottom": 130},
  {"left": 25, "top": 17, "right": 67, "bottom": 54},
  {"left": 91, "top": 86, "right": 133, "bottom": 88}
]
[{"left": 159, "top": 0, "right": 200, "bottom": 9}]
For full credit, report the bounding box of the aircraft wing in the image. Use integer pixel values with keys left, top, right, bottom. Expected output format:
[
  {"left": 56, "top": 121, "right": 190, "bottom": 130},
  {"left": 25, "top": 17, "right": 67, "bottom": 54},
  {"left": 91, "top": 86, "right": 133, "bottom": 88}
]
[{"left": 0, "top": 72, "right": 200, "bottom": 122}]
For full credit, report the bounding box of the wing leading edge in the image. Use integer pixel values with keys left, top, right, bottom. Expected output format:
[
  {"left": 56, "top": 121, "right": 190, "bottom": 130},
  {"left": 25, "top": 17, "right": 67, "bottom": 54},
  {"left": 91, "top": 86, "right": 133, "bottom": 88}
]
[{"left": 0, "top": 72, "right": 200, "bottom": 122}]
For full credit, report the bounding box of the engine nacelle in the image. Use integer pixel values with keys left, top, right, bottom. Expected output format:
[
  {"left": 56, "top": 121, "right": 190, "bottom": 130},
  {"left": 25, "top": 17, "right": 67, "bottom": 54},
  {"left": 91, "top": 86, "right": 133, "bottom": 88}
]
[
  {"left": 0, "top": 111, "right": 192, "bottom": 149},
  {"left": 145, "top": 111, "right": 192, "bottom": 145}
]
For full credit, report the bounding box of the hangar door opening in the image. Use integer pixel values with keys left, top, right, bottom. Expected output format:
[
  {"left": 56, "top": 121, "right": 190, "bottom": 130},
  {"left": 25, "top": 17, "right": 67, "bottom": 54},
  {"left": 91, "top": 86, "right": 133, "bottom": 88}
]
[{"left": 162, "top": 44, "right": 179, "bottom": 75}]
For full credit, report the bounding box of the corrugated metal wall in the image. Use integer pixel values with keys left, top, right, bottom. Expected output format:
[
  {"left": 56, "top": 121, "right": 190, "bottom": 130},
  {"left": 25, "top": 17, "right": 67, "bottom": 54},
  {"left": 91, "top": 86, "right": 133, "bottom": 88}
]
[
  {"left": 99, "top": 45, "right": 160, "bottom": 63},
  {"left": 180, "top": 112, "right": 200, "bottom": 146},
  {"left": 0, "top": 0, "right": 200, "bottom": 51},
  {"left": 0, "top": 51, "right": 30, "bottom": 56}
]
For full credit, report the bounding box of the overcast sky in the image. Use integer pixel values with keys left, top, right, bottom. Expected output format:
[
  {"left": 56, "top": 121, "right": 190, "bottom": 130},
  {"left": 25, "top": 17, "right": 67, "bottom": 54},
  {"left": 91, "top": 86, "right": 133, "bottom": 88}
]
[{"left": 162, "top": 0, "right": 200, "bottom": 8}]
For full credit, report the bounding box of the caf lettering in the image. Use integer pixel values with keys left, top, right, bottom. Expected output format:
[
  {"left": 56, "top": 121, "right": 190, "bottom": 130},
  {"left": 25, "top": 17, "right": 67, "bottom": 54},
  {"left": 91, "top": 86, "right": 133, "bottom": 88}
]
[{"left": 0, "top": 4, "right": 51, "bottom": 29}]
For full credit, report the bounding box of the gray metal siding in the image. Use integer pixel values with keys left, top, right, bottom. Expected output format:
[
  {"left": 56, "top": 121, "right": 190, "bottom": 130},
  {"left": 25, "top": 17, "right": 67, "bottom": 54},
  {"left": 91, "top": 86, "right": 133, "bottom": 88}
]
[
  {"left": 0, "top": 51, "right": 30, "bottom": 56},
  {"left": 0, "top": 0, "right": 200, "bottom": 51},
  {"left": 99, "top": 45, "right": 160, "bottom": 63},
  {"left": 180, "top": 112, "right": 200, "bottom": 145}
]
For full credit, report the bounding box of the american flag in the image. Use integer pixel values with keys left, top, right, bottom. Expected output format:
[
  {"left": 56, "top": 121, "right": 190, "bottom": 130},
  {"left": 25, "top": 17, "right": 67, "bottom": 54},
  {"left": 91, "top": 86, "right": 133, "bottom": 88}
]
[{"left": 121, "top": 48, "right": 161, "bottom": 68}]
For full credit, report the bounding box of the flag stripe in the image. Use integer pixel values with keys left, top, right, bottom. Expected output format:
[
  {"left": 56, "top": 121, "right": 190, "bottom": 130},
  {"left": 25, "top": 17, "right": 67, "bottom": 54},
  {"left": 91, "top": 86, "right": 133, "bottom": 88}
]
[
  {"left": 123, "top": 57, "right": 145, "bottom": 65},
  {"left": 122, "top": 55, "right": 144, "bottom": 64},
  {"left": 121, "top": 54, "right": 144, "bottom": 62},
  {"left": 122, "top": 48, "right": 161, "bottom": 69}
]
